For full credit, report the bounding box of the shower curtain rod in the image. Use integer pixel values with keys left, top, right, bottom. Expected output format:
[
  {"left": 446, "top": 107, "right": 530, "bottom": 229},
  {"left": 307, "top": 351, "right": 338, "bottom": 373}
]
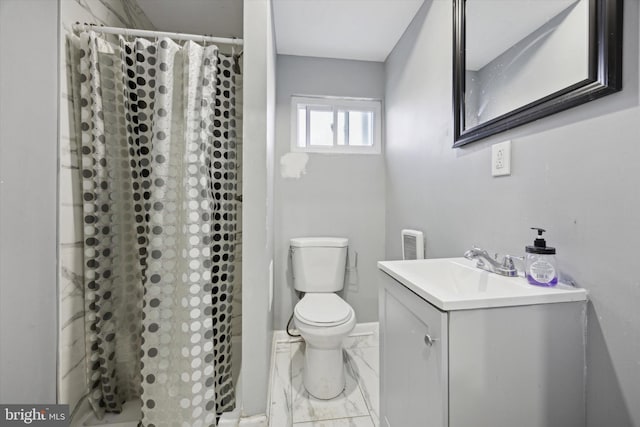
[{"left": 72, "top": 23, "right": 243, "bottom": 46}]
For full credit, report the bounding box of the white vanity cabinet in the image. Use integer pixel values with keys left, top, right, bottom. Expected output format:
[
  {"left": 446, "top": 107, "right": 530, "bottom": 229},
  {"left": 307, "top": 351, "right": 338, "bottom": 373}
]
[
  {"left": 380, "top": 272, "right": 449, "bottom": 427},
  {"left": 378, "top": 258, "right": 587, "bottom": 427}
]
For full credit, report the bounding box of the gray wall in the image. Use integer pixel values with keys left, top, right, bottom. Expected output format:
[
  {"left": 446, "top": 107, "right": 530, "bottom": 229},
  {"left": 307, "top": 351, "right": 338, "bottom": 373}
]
[
  {"left": 0, "top": 0, "right": 58, "bottom": 403},
  {"left": 273, "top": 55, "right": 386, "bottom": 328},
  {"left": 241, "top": 0, "right": 276, "bottom": 417},
  {"left": 385, "top": 1, "right": 640, "bottom": 426}
]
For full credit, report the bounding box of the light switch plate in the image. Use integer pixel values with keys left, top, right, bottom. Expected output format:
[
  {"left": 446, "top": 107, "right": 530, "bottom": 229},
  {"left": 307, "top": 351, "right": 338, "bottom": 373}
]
[{"left": 492, "top": 140, "right": 511, "bottom": 176}]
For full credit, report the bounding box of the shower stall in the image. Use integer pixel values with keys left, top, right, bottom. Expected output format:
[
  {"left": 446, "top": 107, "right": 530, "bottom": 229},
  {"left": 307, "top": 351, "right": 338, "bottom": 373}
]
[{"left": 58, "top": 18, "right": 244, "bottom": 427}]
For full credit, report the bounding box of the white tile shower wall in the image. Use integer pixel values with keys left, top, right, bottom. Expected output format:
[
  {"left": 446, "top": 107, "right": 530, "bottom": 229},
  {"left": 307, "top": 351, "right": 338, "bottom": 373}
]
[{"left": 58, "top": 0, "right": 154, "bottom": 420}]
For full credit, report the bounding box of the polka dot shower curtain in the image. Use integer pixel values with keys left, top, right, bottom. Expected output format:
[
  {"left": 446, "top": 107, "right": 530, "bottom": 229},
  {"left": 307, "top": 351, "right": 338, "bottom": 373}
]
[{"left": 69, "top": 31, "right": 238, "bottom": 426}]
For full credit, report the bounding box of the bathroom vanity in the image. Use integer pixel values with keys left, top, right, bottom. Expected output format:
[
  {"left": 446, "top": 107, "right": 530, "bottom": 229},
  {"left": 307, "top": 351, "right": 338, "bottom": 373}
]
[{"left": 378, "top": 258, "right": 587, "bottom": 427}]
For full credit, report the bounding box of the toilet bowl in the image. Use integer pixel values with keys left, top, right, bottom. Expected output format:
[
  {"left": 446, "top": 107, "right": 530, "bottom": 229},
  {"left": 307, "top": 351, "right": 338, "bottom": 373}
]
[
  {"left": 294, "top": 293, "right": 356, "bottom": 399},
  {"left": 290, "top": 237, "right": 356, "bottom": 400}
]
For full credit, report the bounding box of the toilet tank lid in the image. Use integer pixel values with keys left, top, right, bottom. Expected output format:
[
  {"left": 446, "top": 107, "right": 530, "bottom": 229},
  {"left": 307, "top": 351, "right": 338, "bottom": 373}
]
[{"left": 290, "top": 237, "right": 348, "bottom": 248}]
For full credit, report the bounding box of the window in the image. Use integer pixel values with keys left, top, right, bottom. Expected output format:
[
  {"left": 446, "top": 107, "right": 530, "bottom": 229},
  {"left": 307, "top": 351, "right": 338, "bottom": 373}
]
[{"left": 291, "top": 96, "right": 382, "bottom": 154}]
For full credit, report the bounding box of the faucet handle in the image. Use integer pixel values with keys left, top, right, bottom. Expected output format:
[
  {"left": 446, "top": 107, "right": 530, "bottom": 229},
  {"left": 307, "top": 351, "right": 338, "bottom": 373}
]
[
  {"left": 500, "top": 254, "right": 524, "bottom": 277},
  {"left": 502, "top": 254, "right": 516, "bottom": 269}
]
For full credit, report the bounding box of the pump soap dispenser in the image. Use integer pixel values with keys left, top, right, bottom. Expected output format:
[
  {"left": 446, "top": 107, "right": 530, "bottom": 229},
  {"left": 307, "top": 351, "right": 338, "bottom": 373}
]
[{"left": 525, "top": 227, "right": 558, "bottom": 287}]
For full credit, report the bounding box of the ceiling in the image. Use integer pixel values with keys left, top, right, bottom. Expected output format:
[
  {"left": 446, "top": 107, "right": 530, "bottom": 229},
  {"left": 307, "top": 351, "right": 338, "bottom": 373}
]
[
  {"left": 136, "top": 0, "right": 243, "bottom": 39},
  {"left": 136, "top": 0, "right": 424, "bottom": 62},
  {"left": 272, "top": 0, "right": 424, "bottom": 62}
]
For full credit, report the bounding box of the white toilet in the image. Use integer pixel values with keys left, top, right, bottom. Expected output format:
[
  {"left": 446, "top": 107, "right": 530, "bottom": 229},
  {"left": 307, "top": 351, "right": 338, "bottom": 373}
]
[{"left": 290, "top": 237, "right": 356, "bottom": 399}]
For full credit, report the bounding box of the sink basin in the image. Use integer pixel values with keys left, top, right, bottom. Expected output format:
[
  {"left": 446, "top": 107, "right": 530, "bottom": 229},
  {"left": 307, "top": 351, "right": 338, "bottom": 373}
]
[{"left": 377, "top": 257, "right": 587, "bottom": 310}]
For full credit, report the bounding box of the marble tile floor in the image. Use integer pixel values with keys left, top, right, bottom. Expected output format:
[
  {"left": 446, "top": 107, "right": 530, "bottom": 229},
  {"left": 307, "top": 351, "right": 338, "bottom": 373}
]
[{"left": 268, "top": 323, "right": 379, "bottom": 427}]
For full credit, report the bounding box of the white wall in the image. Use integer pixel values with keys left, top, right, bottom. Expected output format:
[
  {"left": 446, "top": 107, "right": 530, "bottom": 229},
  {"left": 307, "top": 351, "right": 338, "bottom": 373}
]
[
  {"left": 385, "top": 1, "right": 640, "bottom": 426},
  {"left": 241, "top": 0, "right": 276, "bottom": 417},
  {"left": 0, "top": 0, "right": 58, "bottom": 404},
  {"left": 273, "top": 55, "right": 386, "bottom": 328}
]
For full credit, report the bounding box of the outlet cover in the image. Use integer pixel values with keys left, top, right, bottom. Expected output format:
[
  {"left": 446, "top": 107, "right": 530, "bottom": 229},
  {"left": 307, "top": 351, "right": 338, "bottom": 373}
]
[{"left": 491, "top": 140, "right": 511, "bottom": 176}]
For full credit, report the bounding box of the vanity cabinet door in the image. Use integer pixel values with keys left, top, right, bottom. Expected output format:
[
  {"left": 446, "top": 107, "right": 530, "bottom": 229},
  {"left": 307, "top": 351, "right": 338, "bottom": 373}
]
[{"left": 380, "top": 274, "right": 448, "bottom": 427}]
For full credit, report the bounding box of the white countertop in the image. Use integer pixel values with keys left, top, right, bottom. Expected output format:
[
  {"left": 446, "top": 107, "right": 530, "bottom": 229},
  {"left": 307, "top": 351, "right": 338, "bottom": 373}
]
[{"left": 378, "top": 257, "right": 588, "bottom": 311}]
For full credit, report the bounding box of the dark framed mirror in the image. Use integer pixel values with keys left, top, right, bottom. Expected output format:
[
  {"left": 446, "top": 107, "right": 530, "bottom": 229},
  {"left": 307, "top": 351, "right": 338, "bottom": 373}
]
[{"left": 453, "top": 0, "right": 623, "bottom": 147}]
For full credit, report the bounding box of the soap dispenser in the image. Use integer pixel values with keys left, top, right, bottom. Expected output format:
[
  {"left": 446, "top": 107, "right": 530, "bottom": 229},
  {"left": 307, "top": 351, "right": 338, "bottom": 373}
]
[{"left": 525, "top": 227, "right": 558, "bottom": 287}]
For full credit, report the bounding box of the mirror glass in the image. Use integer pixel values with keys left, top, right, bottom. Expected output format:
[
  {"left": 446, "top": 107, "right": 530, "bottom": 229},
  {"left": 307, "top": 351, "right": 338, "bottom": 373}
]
[
  {"left": 453, "top": 0, "right": 622, "bottom": 147},
  {"left": 465, "top": 0, "right": 589, "bottom": 129}
]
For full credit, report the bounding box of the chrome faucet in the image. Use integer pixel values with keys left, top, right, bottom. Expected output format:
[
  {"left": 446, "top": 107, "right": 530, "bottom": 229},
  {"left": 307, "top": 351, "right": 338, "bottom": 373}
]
[{"left": 464, "top": 247, "right": 518, "bottom": 277}]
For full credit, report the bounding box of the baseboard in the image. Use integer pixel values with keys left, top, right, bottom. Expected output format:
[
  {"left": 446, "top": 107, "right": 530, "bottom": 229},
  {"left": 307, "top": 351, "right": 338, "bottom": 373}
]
[{"left": 238, "top": 414, "right": 268, "bottom": 427}]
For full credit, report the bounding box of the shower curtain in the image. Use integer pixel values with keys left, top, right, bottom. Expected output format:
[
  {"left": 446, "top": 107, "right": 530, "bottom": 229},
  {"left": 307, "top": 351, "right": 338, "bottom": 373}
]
[{"left": 69, "top": 31, "right": 238, "bottom": 426}]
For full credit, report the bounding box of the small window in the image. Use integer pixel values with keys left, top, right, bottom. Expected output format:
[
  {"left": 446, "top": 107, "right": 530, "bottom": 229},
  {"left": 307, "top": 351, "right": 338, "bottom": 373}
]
[{"left": 291, "top": 96, "right": 382, "bottom": 154}]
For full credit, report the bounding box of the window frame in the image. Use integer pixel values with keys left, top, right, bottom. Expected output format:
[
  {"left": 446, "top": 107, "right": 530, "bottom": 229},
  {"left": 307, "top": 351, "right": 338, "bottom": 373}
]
[{"left": 290, "top": 95, "right": 382, "bottom": 154}]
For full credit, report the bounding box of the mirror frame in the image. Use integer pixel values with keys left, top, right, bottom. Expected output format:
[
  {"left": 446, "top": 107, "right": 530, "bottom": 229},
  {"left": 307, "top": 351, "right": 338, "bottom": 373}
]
[{"left": 453, "top": 0, "right": 623, "bottom": 147}]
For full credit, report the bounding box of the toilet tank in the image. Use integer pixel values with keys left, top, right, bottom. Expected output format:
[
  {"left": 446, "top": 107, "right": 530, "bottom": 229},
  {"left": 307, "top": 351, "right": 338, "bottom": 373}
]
[{"left": 290, "top": 237, "right": 348, "bottom": 292}]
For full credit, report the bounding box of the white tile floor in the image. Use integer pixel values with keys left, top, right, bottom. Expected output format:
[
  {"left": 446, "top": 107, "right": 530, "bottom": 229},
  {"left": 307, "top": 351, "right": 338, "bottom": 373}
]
[{"left": 268, "top": 324, "right": 379, "bottom": 427}]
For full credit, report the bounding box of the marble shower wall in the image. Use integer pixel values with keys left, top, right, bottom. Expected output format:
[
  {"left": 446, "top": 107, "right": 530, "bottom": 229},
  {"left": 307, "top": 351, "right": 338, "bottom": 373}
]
[{"left": 58, "top": 0, "right": 154, "bottom": 420}]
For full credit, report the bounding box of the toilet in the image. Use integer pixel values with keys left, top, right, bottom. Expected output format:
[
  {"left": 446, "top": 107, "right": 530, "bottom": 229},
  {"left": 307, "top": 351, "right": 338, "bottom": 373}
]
[{"left": 290, "top": 237, "right": 356, "bottom": 400}]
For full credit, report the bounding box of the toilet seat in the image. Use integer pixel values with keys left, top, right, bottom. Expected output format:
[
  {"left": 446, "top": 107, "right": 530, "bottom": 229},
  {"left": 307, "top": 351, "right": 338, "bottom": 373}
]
[{"left": 295, "top": 294, "right": 353, "bottom": 327}]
